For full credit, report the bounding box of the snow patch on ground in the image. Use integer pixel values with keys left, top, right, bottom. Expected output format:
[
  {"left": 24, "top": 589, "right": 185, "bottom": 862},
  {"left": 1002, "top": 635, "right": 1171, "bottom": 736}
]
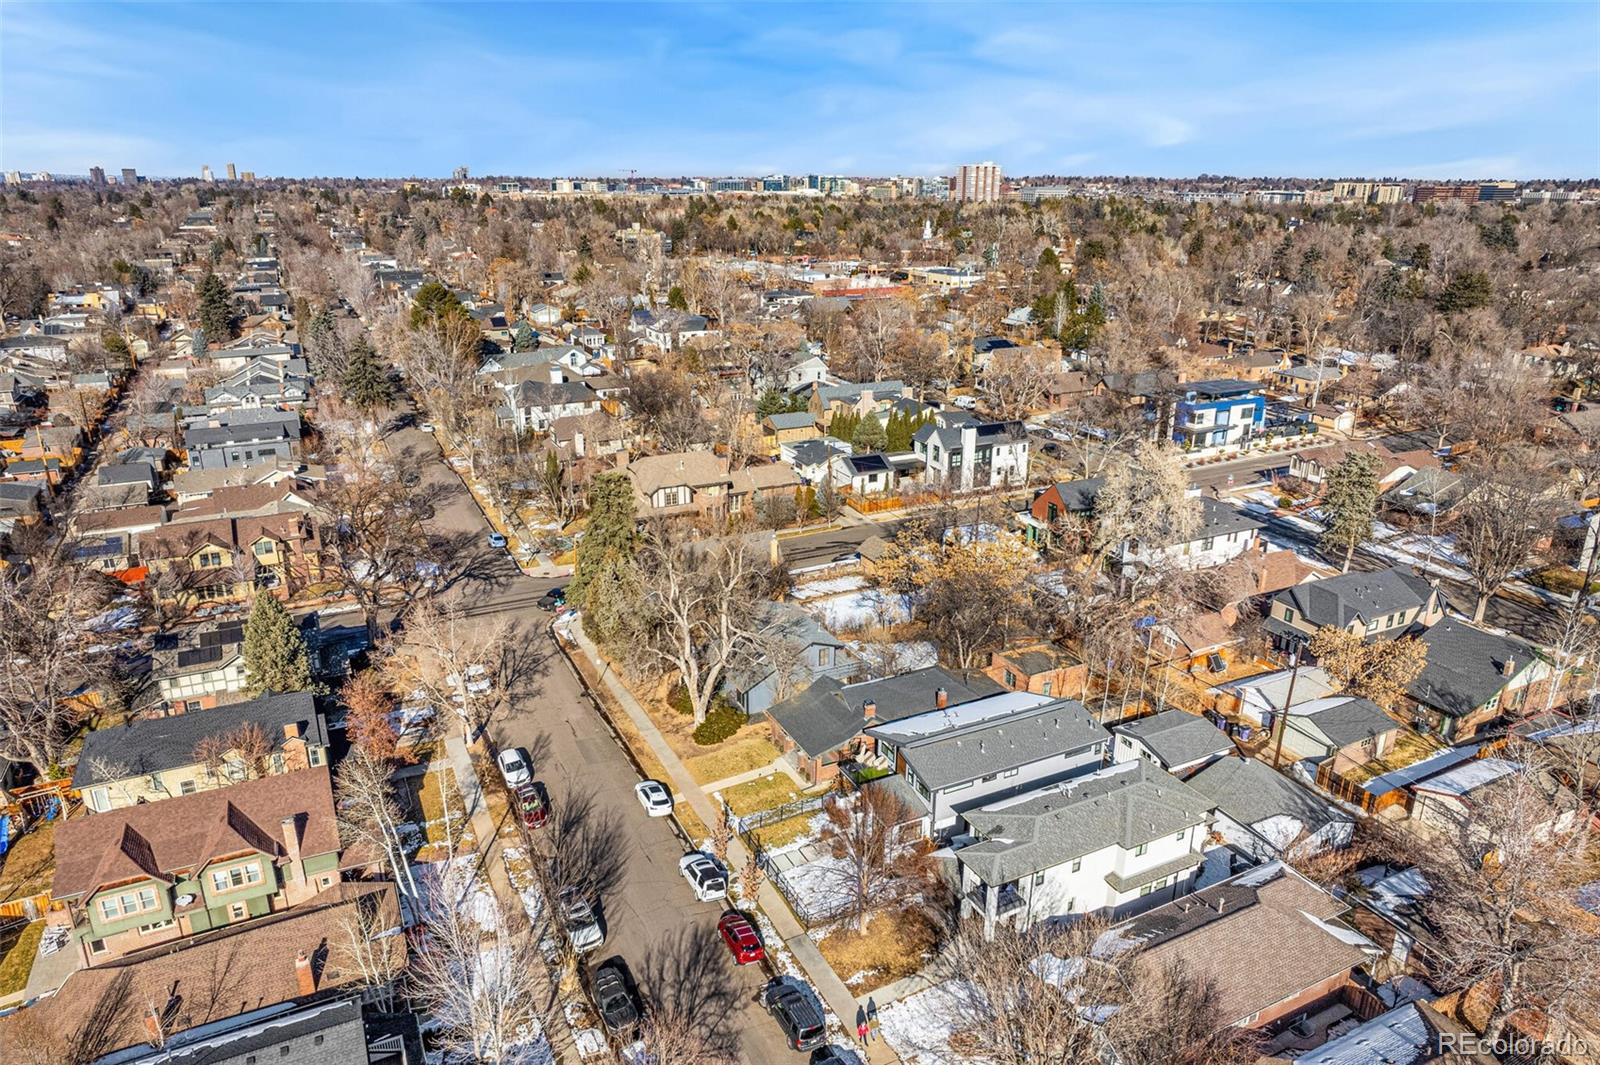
[
  {"left": 878, "top": 980, "right": 971, "bottom": 1065},
  {"left": 801, "top": 589, "right": 912, "bottom": 631},
  {"left": 791, "top": 575, "right": 869, "bottom": 600},
  {"left": 847, "top": 639, "right": 939, "bottom": 675},
  {"left": 777, "top": 854, "right": 851, "bottom": 922}
]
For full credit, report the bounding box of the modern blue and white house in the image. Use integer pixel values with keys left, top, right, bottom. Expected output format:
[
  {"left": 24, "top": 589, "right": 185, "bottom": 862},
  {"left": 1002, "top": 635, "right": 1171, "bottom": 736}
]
[{"left": 1172, "top": 378, "right": 1266, "bottom": 454}]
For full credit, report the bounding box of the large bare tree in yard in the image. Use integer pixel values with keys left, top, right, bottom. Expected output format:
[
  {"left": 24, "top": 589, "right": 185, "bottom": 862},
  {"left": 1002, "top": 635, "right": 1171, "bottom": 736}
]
[
  {"left": 817, "top": 786, "right": 937, "bottom": 933},
  {"left": 409, "top": 861, "right": 553, "bottom": 1064},
  {"left": 1420, "top": 749, "right": 1600, "bottom": 1045},
  {"left": 1455, "top": 457, "right": 1558, "bottom": 622},
  {"left": 1093, "top": 440, "right": 1199, "bottom": 584},
  {"left": 632, "top": 533, "right": 770, "bottom": 724},
  {"left": 928, "top": 916, "right": 1258, "bottom": 1065},
  {"left": 334, "top": 745, "right": 421, "bottom": 901},
  {"left": 981, "top": 344, "right": 1059, "bottom": 420},
  {"left": 388, "top": 600, "right": 512, "bottom": 741},
  {"left": 0, "top": 555, "right": 122, "bottom": 776},
  {"left": 315, "top": 428, "right": 440, "bottom": 637}
]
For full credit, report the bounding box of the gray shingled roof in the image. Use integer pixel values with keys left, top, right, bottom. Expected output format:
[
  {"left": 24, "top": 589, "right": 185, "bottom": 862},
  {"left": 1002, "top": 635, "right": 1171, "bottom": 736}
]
[
  {"left": 1049, "top": 477, "right": 1104, "bottom": 514},
  {"left": 1291, "top": 695, "right": 1398, "bottom": 749},
  {"left": 958, "top": 760, "right": 1213, "bottom": 885},
  {"left": 765, "top": 411, "right": 816, "bottom": 430},
  {"left": 1276, "top": 566, "right": 1438, "bottom": 629},
  {"left": 1114, "top": 710, "right": 1234, "bottom": 769},
  {"left": 73, "top": 691, "right": 325, "bottom": 787},
  {"left": 1186, "top": 756, "right": 1348, "bottom": 835},
  {"left": 1406, "top": 617, "right": 1539, "bottom": 719},
  {"left": 765, "top": 666, "right": 1002, "bottom": 758},
  {"left": 880, "top": 698, "right": 1105, "bottom": 791}
]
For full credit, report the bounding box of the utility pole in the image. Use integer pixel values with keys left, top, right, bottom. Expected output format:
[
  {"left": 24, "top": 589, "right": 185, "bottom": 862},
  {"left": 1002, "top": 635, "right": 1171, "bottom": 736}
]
[{"left": 1270, "top": 648, "right": 1301, "bottom": 768}]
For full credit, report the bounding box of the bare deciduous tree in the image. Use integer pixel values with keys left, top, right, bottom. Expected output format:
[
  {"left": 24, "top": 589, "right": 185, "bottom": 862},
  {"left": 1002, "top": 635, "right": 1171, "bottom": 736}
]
[
  {"left": 982, "top": 344, "right": 1059, "bottom": 419},
  {"left": 817, "top": 786, "right": 936, "bottom": 933},
  {"left": 1455, "top": 457, "right": 1558, "bottom": 622},
  {"left": 388, "top": 600, "right": 512, "bottom": 740},
  {"left": 334, "top": 745, "right": 420, "bottom": 900}
]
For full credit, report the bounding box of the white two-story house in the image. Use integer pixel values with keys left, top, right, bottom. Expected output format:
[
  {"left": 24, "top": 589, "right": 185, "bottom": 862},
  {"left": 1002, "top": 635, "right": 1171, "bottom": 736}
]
[
  {"left": 865, "top": 692, "right": 1108, "bottom": 839},
  {"left": 912, "top": 413, "right": 1030, "bottom": 491},
  {"left": 952, "top": 759, "right": 1215, "bottom": 936}
]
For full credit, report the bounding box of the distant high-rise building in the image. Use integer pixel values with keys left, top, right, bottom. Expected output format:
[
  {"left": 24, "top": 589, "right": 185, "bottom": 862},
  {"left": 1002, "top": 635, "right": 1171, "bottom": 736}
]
[
  {"left": 3, "top": 171, "right": 20, "bottom": 186},
  {"left": 453, "top": 165, "right": 470, "bottom": 181},
  {"left": 240, "top": 170, "right": 255, "bottom": 182},
  {"left": 120, "top": 167, "right": 139, "bottom": 186},
  {"left": 953, "top": 161, "right": 1002, "bottom": 203},
  {"left": 89, "top": 166, "right": 107, "bottom": 186},
  {"left": 227, "top": 162, "right": 237, "bottom": 181},
  {"left": 1412, "top": 183, "right": 1481, "bottom": 205},
  {"left": 201, "top": 165, "right": 213, "bottom": 182}
]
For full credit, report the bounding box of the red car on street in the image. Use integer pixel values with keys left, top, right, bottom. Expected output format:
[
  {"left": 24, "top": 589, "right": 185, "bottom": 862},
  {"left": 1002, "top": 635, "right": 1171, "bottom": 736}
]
[{"left": 717, "top": 911, "right": 765, "bottom": 965}]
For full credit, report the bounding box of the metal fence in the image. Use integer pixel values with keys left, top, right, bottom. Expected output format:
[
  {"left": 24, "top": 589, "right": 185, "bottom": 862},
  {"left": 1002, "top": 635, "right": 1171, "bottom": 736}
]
[{"left": 729, "top": 794, "right": 831, "bottom": 835}]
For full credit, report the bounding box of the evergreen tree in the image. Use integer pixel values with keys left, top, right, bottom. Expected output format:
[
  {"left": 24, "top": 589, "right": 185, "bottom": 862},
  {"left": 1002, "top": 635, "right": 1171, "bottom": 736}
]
[
  {"left": 756, "top": 389, "right": 791, "bottom": 419},
  {"left": 409, "top": 281, "right": 468, "bottom": 330},
  {"left": 341, "top": 336, "right": 396, "bottom": 413},
  {"left": 568, "top": 472, "right": 639, "bottom": 648},
  {"left": 666, "top": 285, "right": 689, "bottom": 311},
  {"left": 1321, "top": 453, "right": 1381, "bottom": 573},
  {"left": 852, "top": 414, "right": 887, "bottom": 454},
  {"left": 512, "top": 322, "right": 537, "bottom": 352},
  {"left": 197, "top": 271, "right": 235, "bottom": 342},
  {"left": 829, "top": 409, "right": 858, "bottom": 443},
  {"left": 242, "top": 593, "right": 316, "bottom": 696}
]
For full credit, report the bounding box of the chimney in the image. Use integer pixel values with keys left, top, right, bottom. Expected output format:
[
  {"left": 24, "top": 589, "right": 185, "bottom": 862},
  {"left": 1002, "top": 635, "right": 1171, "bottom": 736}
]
[
  {"left": 283, "top": 720, "right": 303, "bottom": 740},
  {"left": 142, "top": 1007, "right": 164, "bottom": 1046},
  {"left": 936, "top": 687, "right": 949, "bottom": 710},
  {"left": 1502, "top": 656, "right": 1515, "bottom": 678},
  {"left": 280, "top": 814, "right": 307, "bottom": 899},
  {"left": 295, "top": 949, "right": 316, "bottom": 996},
  {"left": 862, "top": 699, "right": 877, "bottom": 723},
  {"left": 1217, "top": 896, "right": 1227, "bottom": 914}
]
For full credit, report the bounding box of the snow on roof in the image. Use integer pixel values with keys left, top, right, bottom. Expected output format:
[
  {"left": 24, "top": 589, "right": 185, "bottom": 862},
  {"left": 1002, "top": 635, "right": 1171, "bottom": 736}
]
[
  {"left": 1295, "top": 1003, "right": 1429, "bottom": 1065},
  {"left": 872, "top": 689, "right": 1054, "bottom": 737},
  {"left": 1410, "top": 757, "right": 1518, "bottom": 797}
]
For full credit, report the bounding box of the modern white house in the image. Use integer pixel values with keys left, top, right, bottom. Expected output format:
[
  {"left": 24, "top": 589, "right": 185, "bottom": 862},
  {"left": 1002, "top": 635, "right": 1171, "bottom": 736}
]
[
  {"left": 865, "top": 693, "right": 1107, "bottom": 838},
  {"left": 912, "top": 413, "right": 1030, "bottom": 491},
  {"left": 951, "top": 759, "right": 1215, "bottom": 935},
  {"left": 502, "top": 379, "right": 602, "bottom": 432}
]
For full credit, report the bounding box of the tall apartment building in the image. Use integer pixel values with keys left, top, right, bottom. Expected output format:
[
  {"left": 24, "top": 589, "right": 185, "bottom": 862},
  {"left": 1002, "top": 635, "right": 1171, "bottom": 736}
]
[
  {"left": 201, "top": 165, "right": 213, "bottom": 182},
  {"left": 953, "top": 161, "right": 1003, "bottom": 203},
  {"left": 1332, "top": 180, "right": 1405, "bottom": 205},
  {"left": 120, "top": 167, "right": 138, "bottom": 186},
  {"left": 1412, "top": 183, "right": 1481, "bottom": 205},
  {"left": 240, "top": 170, "right": 256, "bottom": 182},
  {"left": 453, "top": 165, "right": 470, "bottom": 180},
  {"left": 89, "top": 166, "right": 107, "bottom": 186},
  {"left": 226, "top": 162, "right": 237, "bottom": 181}
]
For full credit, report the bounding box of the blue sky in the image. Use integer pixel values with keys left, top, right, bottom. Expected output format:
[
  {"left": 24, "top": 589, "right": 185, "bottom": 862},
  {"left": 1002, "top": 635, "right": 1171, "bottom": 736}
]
[{"left": 4, "top": 2, "right": 1597, "bottom": 179}]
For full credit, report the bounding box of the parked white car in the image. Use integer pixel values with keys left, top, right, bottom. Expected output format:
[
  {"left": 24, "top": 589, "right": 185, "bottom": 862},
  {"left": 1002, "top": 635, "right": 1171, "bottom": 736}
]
[
  {"left": 678, "top": 851, "right": 728, "bottom": 902},
  {"left": 633, "top": 780, "right": 673, "bottom": 818},
  {"left": 497, "top": 747, "right": 532, "bottom": 788},
  {"left": 558, "top": 886, "right": 604, "bottom": 953}
]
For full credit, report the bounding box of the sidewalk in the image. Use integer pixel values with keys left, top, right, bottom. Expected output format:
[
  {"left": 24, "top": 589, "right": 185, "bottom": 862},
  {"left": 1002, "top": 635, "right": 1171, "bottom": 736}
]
[{"left": 563, "top": 625, "right": 902, "bottom": 1064}]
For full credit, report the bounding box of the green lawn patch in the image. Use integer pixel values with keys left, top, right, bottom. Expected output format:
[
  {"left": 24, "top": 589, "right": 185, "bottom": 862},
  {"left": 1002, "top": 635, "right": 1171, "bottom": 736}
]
[
  {"left": 0, "top": 921, "right": 44, "bottom": 997},
  {"left": 721, "top": 774, "right": 802, "bottom": 816}
]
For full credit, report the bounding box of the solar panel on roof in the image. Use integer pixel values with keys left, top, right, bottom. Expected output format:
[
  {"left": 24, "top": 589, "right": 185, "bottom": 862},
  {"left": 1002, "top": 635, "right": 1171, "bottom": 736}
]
[{"left": 175, "top": 645, "right": 225, "bottom": 668}]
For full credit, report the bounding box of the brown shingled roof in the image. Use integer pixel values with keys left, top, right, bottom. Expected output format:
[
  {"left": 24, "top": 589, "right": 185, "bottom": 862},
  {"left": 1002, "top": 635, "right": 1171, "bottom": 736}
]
[
  {"left": 0, "top": 881, "right": 400, "bottom": 1060},
  {"left": 52, "top": 767, "right": 340, "bottom": 901}
]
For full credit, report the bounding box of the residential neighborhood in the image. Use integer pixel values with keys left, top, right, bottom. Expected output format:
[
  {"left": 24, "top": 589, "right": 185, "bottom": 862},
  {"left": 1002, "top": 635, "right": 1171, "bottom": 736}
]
[{"left": 1, "top": 4, "right": 1598, "bottom": 1064}]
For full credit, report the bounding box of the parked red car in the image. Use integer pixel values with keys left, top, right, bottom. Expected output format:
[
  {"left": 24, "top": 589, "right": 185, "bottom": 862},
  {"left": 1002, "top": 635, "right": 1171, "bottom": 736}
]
[
  {"left": 717, "top": 911, "right": 765, "bottom": 965},
  {"left": 516, "top": 783, "right": 549, "bottom": 830}
]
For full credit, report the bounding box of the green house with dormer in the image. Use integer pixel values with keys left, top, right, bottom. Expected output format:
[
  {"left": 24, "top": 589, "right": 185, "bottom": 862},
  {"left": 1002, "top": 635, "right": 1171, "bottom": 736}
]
[{"left": 47, "top": 766, "right": 350, "bottom": 966}]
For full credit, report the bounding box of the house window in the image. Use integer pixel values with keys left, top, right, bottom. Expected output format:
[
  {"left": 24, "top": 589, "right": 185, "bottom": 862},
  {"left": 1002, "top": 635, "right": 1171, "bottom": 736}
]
[
  {"left": 816, "top": 648, "right": 829, "bottom": 667},
  {"left": 138, "top": 919, "right": 175, "bottom": 935},
  {"left": 1003, "top": 669, "right": 1017, "bottom": 688},
  {"left": 210, "top": 862, "right": 263, "bottom": 893},
  {"left": 1140, "top": 882, "right": 1156, "bottom": 897},
  {"left": 180, "top": 780, "right": 198, "bottom": 795},
  {"left": 950, "top": 450, "right": 963, "bottom": 468},
  {"left": 1135, "top": 843, "right": 1148, "bottom": 857},
  {"left": 308, "top": 745, "right": 323, "bottom": 767},
  {"left": 253, "top": 541, "right": 275, "bottom": 557},
  {"left": 1201, "top": 537, "right": 1214, "bottom": 551},
  {"left": 1002, "top": 768, "right": 1019, "bottom": 778},
  {"left": 88, "top": 938, "right": 107, "bottom": 955},
  {"left": 1071, "top": 858, "right": 1082, "bottom": 873},
  {"left": 1175, "top": 830, "right": 1185, "bottom": 841},
  {"left": 1282, "top": 607, "right": 1296, "bottom": 625},
  {"left": 1041, "top": 680, "right": 1052, "bottom": 696},
  {"left": 981, "top": 773, "right": 998, "bottom": 783},
  {"left": 229, "top": 902, "right": 248, "bottom": 921},
  {"left": 1046, "top": 503, "right": 1059, "bottom": 522},
  {"left": 946, "top": 780, "right": 973, "bottom": 792},
  {"left": 198, "top": 550, "right": 225, "bottom": 568},
  {"left": 1033, "top": 871, "right": 1045, "bottom": 886}
]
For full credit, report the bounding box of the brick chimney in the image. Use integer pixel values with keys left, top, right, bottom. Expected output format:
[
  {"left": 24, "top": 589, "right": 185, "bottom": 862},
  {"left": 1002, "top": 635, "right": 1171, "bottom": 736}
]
[
  {"left": 295, "top": 949, "right": 316, "bottom": 996},
  {"left": 935, "top": 687, "right": 948, "bottom": 710},
  {"left": 283, "top": 720, "right": 303, "bottom": 740},
  {"left": 862, "top": 699, "right": 877, "bottom": 724},
  {"left": 280, "top": 814, "right": 310, "bottom": 903},
  {"left": 1502, "top": 656, "right": 1515, "bottom": 678}
]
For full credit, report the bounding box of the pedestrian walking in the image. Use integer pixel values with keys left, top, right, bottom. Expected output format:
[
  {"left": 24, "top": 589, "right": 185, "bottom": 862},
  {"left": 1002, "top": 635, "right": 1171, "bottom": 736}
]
[
  {"left": 866, "top": 997, "right": 880, "bottom": 1042},
  {"left": 856, "top": 1005, "right": 869, "bottom": 1045}
]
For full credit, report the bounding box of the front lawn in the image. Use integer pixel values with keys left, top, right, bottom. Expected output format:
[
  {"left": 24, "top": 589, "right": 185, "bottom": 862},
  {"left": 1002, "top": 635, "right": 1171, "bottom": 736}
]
[
  {"left": 685, "top": 736, "right": 780, "bottom": 786},
  {"left": 0, "top": 821, "right": 57, "bottom": 906},
  {"left": 720, "top": 773, "right": 802, "bottom": 816},
  {"left": 0, "top": 920, "right": 44, "bottom": 997},
  {"left": 815, "top": 907, "right": 943, "bottom": 994},
  {"left": 750, "top": 812, "right": 820, "bottom": 850}
]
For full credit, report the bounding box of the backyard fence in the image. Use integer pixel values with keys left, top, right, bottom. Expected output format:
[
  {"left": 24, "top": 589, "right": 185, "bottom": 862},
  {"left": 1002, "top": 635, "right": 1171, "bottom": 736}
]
[
  {"left": 750, "top": 840, "right": 854, "bottom": 929},
  {"left": 728, "top": 793, "right": 832, "bottom": 835}
]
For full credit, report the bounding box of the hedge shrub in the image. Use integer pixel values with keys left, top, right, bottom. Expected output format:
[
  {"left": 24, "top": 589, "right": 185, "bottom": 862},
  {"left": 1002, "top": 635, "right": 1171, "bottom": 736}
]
[
  {"left": 667, "top": 682, "right": 693, "bottom": 716},
  {"left": 692, "top": 703, "right": 748, "bottom": 746}
]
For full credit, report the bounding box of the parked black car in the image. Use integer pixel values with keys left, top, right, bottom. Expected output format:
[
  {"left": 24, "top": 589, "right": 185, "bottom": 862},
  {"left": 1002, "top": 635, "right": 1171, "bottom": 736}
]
[
  {"left": 760, "top": 978, "right": 827, "bottom": 1052},
  {"left": 588, "top": 957, "right": 640, "bottom": 1035}
]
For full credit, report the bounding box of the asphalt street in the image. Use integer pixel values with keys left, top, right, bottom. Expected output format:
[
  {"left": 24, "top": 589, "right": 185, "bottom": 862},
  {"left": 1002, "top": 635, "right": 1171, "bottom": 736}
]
[{"left": 385, "top": 420, "right": 803, "bottom": 1063}]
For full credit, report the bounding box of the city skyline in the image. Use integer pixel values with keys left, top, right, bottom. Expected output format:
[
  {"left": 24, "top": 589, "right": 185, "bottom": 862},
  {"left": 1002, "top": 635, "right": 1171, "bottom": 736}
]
[{"left": 3, "top": 1, "right": 1597, "bottom": 180}]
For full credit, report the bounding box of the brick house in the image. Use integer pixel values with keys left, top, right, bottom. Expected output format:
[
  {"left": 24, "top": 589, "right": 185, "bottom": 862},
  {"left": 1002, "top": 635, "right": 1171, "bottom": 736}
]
[{"left": 985, "top": 641, "right": 1086, "bottom": 698}]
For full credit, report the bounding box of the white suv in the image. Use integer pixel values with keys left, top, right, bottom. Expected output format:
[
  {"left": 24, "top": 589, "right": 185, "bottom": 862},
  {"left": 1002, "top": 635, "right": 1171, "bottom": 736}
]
[{"left": 678, "top": 851, "right": 728, "bottom": 903}]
